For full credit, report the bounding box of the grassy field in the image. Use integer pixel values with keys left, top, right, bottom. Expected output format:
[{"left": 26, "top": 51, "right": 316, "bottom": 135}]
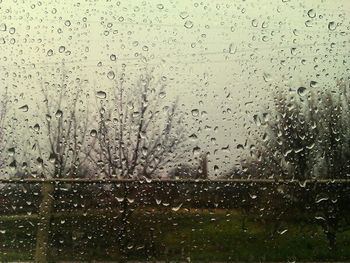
[{"left": 1, "top": 208, "right": 350, "bottom": 262}]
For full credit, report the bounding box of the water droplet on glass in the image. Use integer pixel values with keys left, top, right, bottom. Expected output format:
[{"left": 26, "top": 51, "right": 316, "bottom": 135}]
[
  {"left": 251, "top": 19, "right": 258, "bottom": 27},
  {"left": 279, "top": 229, "right": 288, "bottom": 235},
  {"left": 172, "top": 203, "right": 183, "bottom": 212},
  {"left": 253, "top": 114, "right": 261, "bottom": 126},
  {"left": 307, "top": 9, "right": 316, "bottom": 18},
  {"left": 9, "top": 160, "right": 16, "bottom": 170},
  {"left": 116, "top": 196, "right": 124, "bottom": 202},
  {"left": 0, "top": 23, "right": 6, "bottom": 31},
  {"left": 228, "top": 43, "right": 236, "bottom": 54},
  {"left": 310, "top": 81, "right": 318, "bottom": 88},
  {"left": 110, "top": 54, "right": 117, "bottom": 61},
  {"left": 159, "top": 91, "right": 166, "bottom": 99},
  {"left": 55, "top": 110, "right": 63, "bottom": 118},
  {"left": 8, "top": 147, "right": 15, "bottom": 156},
  {"left": 37, "top": 157, "right": 43, "bottom": 167},
  {"left": 328, "top": 21, "right": 337, "bottom": 31},
  {"left": 237, "top": 144, "right": 244, "bottom": 150},
  {"left": 47, "top": 49, "right": 54, "bottom": 56},
  {"left": 315, "top": 197, "right": 329, "bottom": 203},
  {"left": 90, "top": 129, "right": 97, "bottom": 137},
  {"left": 249, "top": 193, "right": 257, "bottom": 199},
  {"left": 9, "top": 27, "right": 15, "bottom": 34},
  {"left": 180, "top": 11, "right": 189, "bottom": 19},
  {"left": 184, "top": 21, "right": 194, "bottom": 29},
  {"left": 49, "top": 153, "right": 57, "bottom": 163},
  {"left": 214, "top": 165, "right": 219, "bottom": 172},
  {"left": 291, "top": 47, "right": 297, "bottom": 55},
  {"left": 305, "top": 20, "right": 312, "bottom": 27},
  {"left": 19, "top": 105, "right": 29, "bottom": 112},
  {"left": 297, "top": 86, "right": 307, "bottom": 96},
  {"left": 34, "top": 123, "right": 40, "bottom": 132},
  {"left": 59, "top": 46, "right": 66, "bottom": 53},
  {"left": 141, "top": 146, "right": 148, "bottom": 156},
  {"left": 96, "top": 90, "right": 107, "bottom": 99},
  {"left": 191, "top": 109, "right": 199, "bottom": 117},
  {"left": 189, "top": 133, "right": 198, "bottom": 141},
  {"left": 298, "top": 180, "right": 307, "bottom": 188},
  {"left": 263, "top": 73, "right": 272, "bottom": 82},
  {"left": 192, "top": 146, "right": 201, "bottom": 156},
  {"left": 107, "top": 70, "right": 115, "bottom": 80},
  {"left": 262, "top": 36, "right": 269, "bottom": 42}
]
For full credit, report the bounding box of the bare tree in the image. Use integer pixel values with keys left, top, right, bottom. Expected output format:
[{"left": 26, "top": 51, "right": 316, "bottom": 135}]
[
  {"left": 0, "top": 88, "right": 22, "bottom": 175},
  {"left": 238, "top": 88, "right": 322, "bottom": 180},
  {"left": 0, "top": 88, "right": 9, "bottom": 170},
  {"left": 34, "top": 67, "right": 94, "bottom": 178},
  {"left": 91, "top": 71, "right": 183, "bottom": 179},
  {"left": 89, "top": 70, "right": 184, "bottom": 258},
  {"left": 33, "top": 66, "right": 94, "bottom": 262},
  {"left": 239, "top": 82, "right": 350, "bottom": 251}
]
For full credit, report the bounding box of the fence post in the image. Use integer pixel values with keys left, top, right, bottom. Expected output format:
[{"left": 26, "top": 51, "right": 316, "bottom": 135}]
[{"left": 35, "top": 181, "right": 55, "bottom": 263}]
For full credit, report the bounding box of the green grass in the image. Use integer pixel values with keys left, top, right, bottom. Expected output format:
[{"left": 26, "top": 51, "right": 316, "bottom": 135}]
[
  {"left": 158, "top": 210, "right": 350, "bottom": 262},
  {"left": 0, "top": 208, "right": 349, "bottom": 261}
]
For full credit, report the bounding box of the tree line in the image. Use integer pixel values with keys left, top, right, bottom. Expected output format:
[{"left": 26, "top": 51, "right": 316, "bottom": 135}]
[
  {"left": 1, "top": 68, "right": 349, "bottom": 252},
  {"left": 0, "top": 67, "right": 185, "bottom": 179}
]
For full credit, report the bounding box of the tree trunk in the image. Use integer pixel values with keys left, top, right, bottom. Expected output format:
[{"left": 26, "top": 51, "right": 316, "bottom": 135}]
[
  {"left": 327, "top": 230, "right": 337, "bottom": 252},
  {"left": 117, "top": 184, "right": 132, "bottom": 262},
  {"left": 35, "top": 182, "right": 55, "bottom": 263}
]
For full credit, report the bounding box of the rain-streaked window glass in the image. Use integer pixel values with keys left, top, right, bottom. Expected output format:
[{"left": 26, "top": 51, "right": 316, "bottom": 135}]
[{"left": 0, "top": 0, "right": 350, "bottom": 262}]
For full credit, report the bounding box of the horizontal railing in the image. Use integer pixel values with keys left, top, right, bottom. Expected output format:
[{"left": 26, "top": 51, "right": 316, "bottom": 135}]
[{"left": 0, "top": 178, "right": 349, "bottom": 184}]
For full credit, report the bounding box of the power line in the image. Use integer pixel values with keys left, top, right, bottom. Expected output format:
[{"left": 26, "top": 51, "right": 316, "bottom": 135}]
[
  {"left": 0, "top": 40, "right": 348, "bottom": 69},
  {"left": 2, "top": 12, "right": 349, "bottom": 34}
]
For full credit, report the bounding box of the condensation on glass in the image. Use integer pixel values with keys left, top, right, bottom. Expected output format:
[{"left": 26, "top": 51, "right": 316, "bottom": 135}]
[{"left": 0, "top": 0, "right": 349, "bottom": 262}]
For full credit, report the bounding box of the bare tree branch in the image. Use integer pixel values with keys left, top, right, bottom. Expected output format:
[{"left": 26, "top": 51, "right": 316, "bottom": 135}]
[{"left": 91, "top": 70, "right": 184, "bottom": 179}]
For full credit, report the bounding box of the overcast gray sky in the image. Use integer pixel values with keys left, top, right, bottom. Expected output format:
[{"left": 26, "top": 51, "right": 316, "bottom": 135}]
[{"left": 0, "top": 0, "right": 349, "bottom": 176}]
